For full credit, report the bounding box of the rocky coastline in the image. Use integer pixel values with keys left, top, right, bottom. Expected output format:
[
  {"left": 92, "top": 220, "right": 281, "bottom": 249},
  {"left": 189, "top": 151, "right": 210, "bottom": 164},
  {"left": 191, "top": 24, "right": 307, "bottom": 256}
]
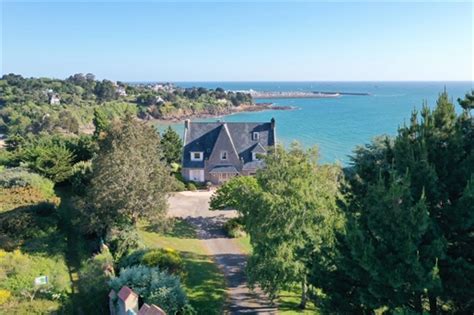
[{"left": 143, "top": 103, "right": 294, "bottom": 123}]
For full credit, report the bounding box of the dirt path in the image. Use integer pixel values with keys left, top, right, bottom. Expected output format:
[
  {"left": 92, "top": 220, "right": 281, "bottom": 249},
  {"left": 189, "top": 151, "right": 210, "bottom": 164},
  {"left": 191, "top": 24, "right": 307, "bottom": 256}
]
[{"left": 168, "top": 191, "right": 277, "bottom": 314}]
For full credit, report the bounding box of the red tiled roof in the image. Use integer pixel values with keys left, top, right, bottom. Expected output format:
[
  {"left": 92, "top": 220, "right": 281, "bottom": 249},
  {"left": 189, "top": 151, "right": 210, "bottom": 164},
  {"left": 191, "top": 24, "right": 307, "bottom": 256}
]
[
  {"left": 117, "top": 286, "right": 138, "bottom": 301},
  {"left": 138, "top": 303, "right": 151, "bottom": 315},
  {"left": 138, "top": 303, "right": 166, "bottom": 315}
]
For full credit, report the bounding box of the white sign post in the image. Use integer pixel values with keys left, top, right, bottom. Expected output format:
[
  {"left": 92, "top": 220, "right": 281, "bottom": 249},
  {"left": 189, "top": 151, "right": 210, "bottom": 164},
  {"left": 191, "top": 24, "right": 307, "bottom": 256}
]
[{"left": 34, "top": 275, "right": 48, "bottom": 286}]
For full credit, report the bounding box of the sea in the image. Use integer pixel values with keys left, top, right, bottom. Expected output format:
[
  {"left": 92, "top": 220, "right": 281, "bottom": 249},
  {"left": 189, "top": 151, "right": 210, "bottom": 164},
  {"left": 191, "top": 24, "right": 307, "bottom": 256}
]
[{"left": 157, "top": 81, "right": 473, "bottom": 165}]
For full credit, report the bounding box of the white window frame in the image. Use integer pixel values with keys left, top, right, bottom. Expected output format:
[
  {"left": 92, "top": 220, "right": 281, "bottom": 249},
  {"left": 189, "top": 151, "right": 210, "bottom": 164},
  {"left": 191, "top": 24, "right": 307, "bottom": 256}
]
[
  {"left": 252, "top": 132, "right": 259, "bottom": 141},
  {"left": 220, "top": 151, "right": 228, "bottom": 160},
  {"left": 190, "top": 151, "right": 203, "bottom": 161}
]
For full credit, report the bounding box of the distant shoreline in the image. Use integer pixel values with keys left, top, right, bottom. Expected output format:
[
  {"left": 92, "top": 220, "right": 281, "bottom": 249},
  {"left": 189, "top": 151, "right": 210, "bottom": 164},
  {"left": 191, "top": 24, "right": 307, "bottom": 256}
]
[
  {"left": 249, "top": 90, "right": 370, "bottom": 99},
  {"left": 145, "top": 103, "right": 294, "bottom": 123}
]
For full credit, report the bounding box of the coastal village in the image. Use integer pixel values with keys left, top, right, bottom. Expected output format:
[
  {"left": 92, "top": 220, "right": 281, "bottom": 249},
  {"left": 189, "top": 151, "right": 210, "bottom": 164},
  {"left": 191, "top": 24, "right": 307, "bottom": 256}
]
[
  {"left": 0, "top": 1, "right": 473, "bottom": 313},
  {"left": 1, "top": 73, "right": 472, "bottom": 315}
]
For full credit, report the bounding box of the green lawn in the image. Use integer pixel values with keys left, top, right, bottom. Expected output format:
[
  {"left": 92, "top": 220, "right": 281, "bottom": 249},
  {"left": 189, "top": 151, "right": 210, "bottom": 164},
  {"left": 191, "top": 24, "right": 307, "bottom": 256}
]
[
  {"left": 278, "top": 290, "right": 319, "bottom": 314},
  {"left": 0, "top": 187, "right": 75, "bottom": 314},
  {"left": 234, "top": 235, "right": 252, "bottom": 254},
  {"left": 139, "top": 220, "right": 226, "bottom": 315}
]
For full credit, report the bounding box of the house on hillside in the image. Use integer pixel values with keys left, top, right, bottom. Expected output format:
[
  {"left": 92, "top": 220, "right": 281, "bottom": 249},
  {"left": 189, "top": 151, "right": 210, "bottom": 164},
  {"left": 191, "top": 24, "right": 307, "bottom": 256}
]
[
  {"left": 181, "top": 118, "right": 276, "bottom": 184},
  {"left": 116, "top": 86, "right": 127, "bottom": 97},
  {"left": 48, "top": 92, "right": 61, "bottom": 105}
]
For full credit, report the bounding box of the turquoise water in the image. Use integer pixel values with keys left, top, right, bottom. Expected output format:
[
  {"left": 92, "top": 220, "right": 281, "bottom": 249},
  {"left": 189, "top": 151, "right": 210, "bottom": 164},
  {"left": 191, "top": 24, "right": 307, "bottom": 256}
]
[{"left": 160, "top": 82, "right": 473, "bottom": 164}]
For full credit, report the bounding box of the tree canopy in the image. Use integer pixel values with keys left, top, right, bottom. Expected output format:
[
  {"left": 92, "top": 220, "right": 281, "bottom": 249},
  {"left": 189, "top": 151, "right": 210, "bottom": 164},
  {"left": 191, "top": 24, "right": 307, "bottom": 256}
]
[
  {"left": 211, "top": 144, "right": 343, "bottom": 307},
  {"left": 160, "top": 126, "right": 182, "bottom": 165},
  {"left": 314, "top": 91, "right": 474, "bottom": 314},
  {"left": 81, "top": 116, "right": 173, "bottom": 236}
]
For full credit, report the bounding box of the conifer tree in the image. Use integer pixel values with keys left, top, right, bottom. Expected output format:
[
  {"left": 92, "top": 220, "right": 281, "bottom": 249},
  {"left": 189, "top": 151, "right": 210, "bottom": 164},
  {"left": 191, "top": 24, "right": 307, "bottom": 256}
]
[
  {"left": 82, "top": 116, "right": 172, "bottom": 236},
  {"left": 317, "top": 91, "right": 473, "bottom": 314},
  {"left": 160, "top": 126, "right": 182, "bottom": 164},
  {"left": 347, "top": 173, "right": 440, "bottom": 312}
]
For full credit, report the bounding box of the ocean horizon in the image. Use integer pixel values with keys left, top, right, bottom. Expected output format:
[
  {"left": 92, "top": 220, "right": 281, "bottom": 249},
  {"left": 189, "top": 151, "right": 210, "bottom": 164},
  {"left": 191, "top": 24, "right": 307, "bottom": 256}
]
[{"left": 156, "top": 81, "right": 473, "bottom": 165}]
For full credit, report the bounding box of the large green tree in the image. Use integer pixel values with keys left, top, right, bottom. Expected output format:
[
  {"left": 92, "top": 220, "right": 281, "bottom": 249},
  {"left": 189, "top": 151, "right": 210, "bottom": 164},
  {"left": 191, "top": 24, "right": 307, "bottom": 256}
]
[
  {"left": 212, "top": 144, "right": 342, "bottom": 307},
  {"left": 318, "top": 92, "right": 474, "bottom": 314},
  {"left": 82, "top": 116, "right": 173, "bottom": 236}
]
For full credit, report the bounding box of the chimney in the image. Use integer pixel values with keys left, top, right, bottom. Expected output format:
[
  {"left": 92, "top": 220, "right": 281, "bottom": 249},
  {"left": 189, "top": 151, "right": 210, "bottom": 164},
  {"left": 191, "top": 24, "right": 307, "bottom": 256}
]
[
  {"left": 270, "top": 117, "right": 275, "bottom": 129},
  {"left": 184, "top": 119, "right": 190, "bottom": 129}
]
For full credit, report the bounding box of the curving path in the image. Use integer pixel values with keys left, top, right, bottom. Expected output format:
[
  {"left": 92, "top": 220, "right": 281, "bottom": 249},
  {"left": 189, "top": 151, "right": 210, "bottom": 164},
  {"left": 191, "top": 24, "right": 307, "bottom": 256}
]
[{"left": 168, "top": 191, "right": 277, "bottom": 314}]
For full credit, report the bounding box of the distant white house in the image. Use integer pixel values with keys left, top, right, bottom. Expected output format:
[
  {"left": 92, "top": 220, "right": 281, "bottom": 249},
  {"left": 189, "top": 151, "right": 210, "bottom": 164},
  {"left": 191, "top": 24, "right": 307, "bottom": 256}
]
[
  {"left": 49, "top": 93, "right": 61, "bottom": 105},
  {"left": 156, "top": 96, "right": 165, "bottom": 104},
  {"left": 116, "top": 86, "right": 127, "bottom": 97},
  {"left": 152, "top": 83, "right": 175, "bottom": 93}
]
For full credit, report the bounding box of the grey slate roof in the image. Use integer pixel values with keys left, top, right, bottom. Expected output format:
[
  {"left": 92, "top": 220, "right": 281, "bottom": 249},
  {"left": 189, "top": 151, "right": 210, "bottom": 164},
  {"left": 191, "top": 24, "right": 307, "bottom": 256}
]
[
  {"left": 209, "top": 166, "right": 239, "bottom": 174},
  {"left": 182, "top": 120, "right": 275, "bottom": 169},
  {"left": 251, "top": 143, "right": 267, "bottom": 154},
  {"left": 242, "top": 160, "right": 265, "bottom": 171}
]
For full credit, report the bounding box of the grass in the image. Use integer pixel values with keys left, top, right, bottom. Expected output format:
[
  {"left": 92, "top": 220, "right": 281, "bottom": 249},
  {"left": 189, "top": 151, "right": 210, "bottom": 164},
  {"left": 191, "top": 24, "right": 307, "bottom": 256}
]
[
  {"left": 55, "top": 187, "right": 95, "bottom": 314},
  {"left": 235, "top": 235, "right": 252, "bottom": 254},
  {"left": 278, "top": 290, "right": 320, "bottom": 314},
  {"left": 139, "top": 219, "right": 226, "bottom": 315},
  {"left": 0, "top": 187, "right": 76, "bottom": 314}
]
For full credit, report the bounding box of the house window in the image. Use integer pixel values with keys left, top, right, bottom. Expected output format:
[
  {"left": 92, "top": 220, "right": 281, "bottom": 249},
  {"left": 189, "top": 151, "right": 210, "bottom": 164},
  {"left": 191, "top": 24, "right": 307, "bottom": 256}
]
[
  {"left": 220, "top": 151, "right": 228, "bottom": 160},
  {"left": 252, "top": 152, "right": 266, "bottom": 161},
  {"left": 191, "top": 152, "right": 203, "bottom": 161},
  {"left": 252, "top": 132, "right": 259, "bottom": 141}
]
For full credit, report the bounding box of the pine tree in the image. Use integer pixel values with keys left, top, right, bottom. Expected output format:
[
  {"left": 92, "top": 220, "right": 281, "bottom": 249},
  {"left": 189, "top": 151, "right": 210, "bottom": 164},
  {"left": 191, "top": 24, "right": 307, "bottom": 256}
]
[
  {"left": 348, "top": 173, "right": 439, "bottom": 312},
  {"left": 441, "top": 177, "right": 474, "bottom": 313},
  {"left": 327, "top": 91, "right": 474, "bottom": 314}
]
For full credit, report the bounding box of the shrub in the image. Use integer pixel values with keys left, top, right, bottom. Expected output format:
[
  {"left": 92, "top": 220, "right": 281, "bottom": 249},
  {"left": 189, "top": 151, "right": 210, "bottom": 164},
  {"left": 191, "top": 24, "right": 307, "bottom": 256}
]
[
  {"left": 105, "top": 226, "right": 145, "bottom": 260},
  {"left": 0, "top": 167, "right": 55, "bottom": 198},
  {"left": 187, "top": 182, "right": 197, "bottom": 191},
  {"left": 22, "top": 144, "right": 75, "bottom": 183},
  {"left": 0, "top": 250, "right": 70, "bottom": 299},
  {"left": 120, "top": 248, "right": 184, "bottom": 277},
  {"left": 109, "top": 265, "right": 189, "bottom": 315},
  {"left": 69, "top": 160, "right": 92, "bottom": 195},
  {"left": 0, "top": 186, "right": 59, "bottom": 213},
  {"left": 118, "top": 249, "right": 147, "bottom": 270},
  {"left": 2, "top": 299, "right": 61, "bottom": 314},
  {"left": 0, "top": 289, "right": 11, "bottom": 305},
  {"left": 223, "top": 217, "right": 246, "bottom": 238},
  {"left": 141, "top": 248, "right": 184, "bottom": 276},
  {"left": 0, "top": 149, "right": 16, "bottom": 167},
  {"left": 0, "top": 201, "right": 58, "bottom": 239},
  {"left": 77, "top": 249, "right": 115, "bottom": 315}
]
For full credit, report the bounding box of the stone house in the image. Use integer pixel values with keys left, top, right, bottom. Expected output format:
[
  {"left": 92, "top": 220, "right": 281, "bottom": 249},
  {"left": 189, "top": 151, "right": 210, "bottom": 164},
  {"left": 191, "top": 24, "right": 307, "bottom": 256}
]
[{"left": 181, "top": 118, "right": 276, "bottom": 184}]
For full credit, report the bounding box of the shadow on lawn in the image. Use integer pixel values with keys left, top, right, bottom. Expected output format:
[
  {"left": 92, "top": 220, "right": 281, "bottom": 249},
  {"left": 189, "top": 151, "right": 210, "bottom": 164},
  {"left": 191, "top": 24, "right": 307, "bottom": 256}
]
[
  {"left": 144, "top": 217, "right": 198, "bottom": 239},
  {"left": 0, "top": 202, "right": 67, "bottom": 257},
  {"left": 185, "top": 215, "right": 230, "bottom": 239}
]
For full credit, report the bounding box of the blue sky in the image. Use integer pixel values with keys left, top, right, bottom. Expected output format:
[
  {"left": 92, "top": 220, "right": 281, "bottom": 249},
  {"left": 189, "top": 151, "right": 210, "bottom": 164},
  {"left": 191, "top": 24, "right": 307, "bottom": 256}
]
[{"left": 1, "top": 1, "right": 472, "bottom": 81}]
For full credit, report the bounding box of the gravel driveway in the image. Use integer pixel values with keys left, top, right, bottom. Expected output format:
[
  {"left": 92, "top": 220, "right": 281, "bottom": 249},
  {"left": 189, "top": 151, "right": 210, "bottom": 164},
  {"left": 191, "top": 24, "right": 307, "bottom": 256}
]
[{"left": 168, "top": 191, "right": 277, "bottom": 314}]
